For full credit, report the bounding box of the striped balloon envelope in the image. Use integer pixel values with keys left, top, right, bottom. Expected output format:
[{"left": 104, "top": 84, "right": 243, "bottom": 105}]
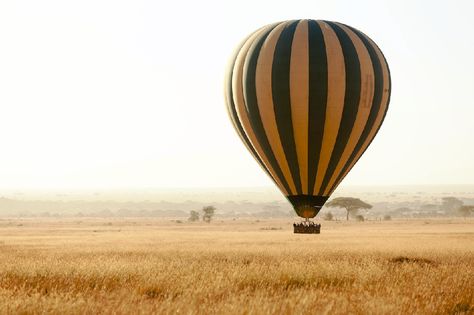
[{"left": 225, "top": 19, "right": 391, "bottom": 219}]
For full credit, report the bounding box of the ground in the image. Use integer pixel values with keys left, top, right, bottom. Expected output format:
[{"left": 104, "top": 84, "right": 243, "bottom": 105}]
[{"left": 0, "top": 218, "right": 473, "bottom": 314}]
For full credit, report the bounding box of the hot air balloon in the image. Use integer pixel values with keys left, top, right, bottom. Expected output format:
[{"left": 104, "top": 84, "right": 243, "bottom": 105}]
[{"left": 225, "top": 20, "right": 391, "bottom": 232}]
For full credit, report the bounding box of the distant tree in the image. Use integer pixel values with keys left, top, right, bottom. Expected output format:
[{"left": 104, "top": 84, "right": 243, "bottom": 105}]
[
  {"left": 383, "top": 215, "right": 392, "bottom": 221},
  {"left": 458, "top": 205, "right": 474, "bottom": 218},
  {"left": 355, "top": 214, "right": 365, "bottom": 222},
  {"left": 325, "top": 197, "right": 372, "bottom": 221},
  {"left": 188, "top": 210, "right": 200, "bottom": 222},
  {"left": 202, "top": 206, "right": 216, "bottom": 223},
  {"left": 441, "top": 197, "right": 463, "bottom": 213},
  {"left": 323, "top": 212, "right": 334, "bottom": 221}
]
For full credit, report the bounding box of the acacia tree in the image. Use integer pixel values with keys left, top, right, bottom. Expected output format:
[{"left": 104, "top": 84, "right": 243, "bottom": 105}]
[
  {"left": 325, "top": 197, "right": 372, "bottom": 221},
  {"left": 202, "top": 206, "right": 216, "bottom": 223}
]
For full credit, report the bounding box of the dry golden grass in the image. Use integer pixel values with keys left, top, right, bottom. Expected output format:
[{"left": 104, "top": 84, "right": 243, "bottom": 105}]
[{"left": 0, "top": 218, "right": 472, "bottom": 314}]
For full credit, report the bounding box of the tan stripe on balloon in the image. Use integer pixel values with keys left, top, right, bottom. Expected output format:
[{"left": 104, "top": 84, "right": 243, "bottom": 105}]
[
  {"left": 225, "top": 34, "right": 254, "bottom": 138},
  {"left": 328, "top": 34, "right": 390, "bottom": 195},
  {"left": 322, "top": 23, "right": 375, "bottom": 196},
  {"left": 225, "top": 76, "right": 277, "bottom": 188},
  {"left": 254, "top": 21, "right": 298, "bottom": 195},
  {"left": 312, "top": 21, "right": 345, "bottom": 195},
  {"left": 289, "top": 20, "right": 309, "bottom": 194},
  {"left": 232, "top": 24, "right": 290, "bottom": 195}
]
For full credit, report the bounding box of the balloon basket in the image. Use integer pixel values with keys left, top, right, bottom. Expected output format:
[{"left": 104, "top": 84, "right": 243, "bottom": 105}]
[{"left": 293, "top": 220, "right": 321, "bottom": 234}]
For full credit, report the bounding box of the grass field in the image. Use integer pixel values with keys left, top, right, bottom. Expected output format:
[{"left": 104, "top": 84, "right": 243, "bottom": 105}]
[{"left": 0, "top": 218, "right": 472, "bottom": 314}]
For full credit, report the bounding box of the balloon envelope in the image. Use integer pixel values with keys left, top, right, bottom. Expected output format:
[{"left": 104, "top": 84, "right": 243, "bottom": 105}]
[{"left": 225, "top": 20, "right": 391, "bottom": 218}]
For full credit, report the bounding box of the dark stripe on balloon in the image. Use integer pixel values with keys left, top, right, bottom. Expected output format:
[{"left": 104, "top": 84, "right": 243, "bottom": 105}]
[
  {"left": 318, "top": 21, "right": 361, "bottom": 195},
  {"left": 225, "top": 52, "right": 277, "bottom": 185},
  {"left": 360, "top": 30, "right": 391, "bottom": 131},
  {"left": 243, "top": 25, "right": 292, "bottom": 194},
  {"left": 349, "top": 39, "right": 392, "bottom": 179},
  {"left": 375, "top": 41, "right": 392, "bottom": 128},
  {"left": 306, "top": 20, "right": 328, "bottom": 195},
  {"left": 327, "top": 24, "right": 384, "bottom": 193},
  {"left": 271, "top": 21, "right": 302, "bottom": 195}
]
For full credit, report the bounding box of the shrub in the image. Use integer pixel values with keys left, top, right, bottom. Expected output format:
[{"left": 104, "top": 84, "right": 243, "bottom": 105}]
[
  {"left": 202, "top": 206, "right": 216, "bottom": 223},
  {"left": 323, "top": 212, "right": 333, "bottom": 221},
  {"left": 188, "top": 210, "right": 200, "bottom": 222}
]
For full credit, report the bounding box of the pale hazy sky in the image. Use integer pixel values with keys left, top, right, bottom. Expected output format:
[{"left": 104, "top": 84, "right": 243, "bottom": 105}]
[{"left": 0, "top": 0, "right": 473, "bottom": 190}]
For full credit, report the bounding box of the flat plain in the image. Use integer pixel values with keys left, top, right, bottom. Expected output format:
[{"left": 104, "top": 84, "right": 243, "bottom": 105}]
[{"left": 0, "top": 218, "right": 472, "bottom": 314}]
